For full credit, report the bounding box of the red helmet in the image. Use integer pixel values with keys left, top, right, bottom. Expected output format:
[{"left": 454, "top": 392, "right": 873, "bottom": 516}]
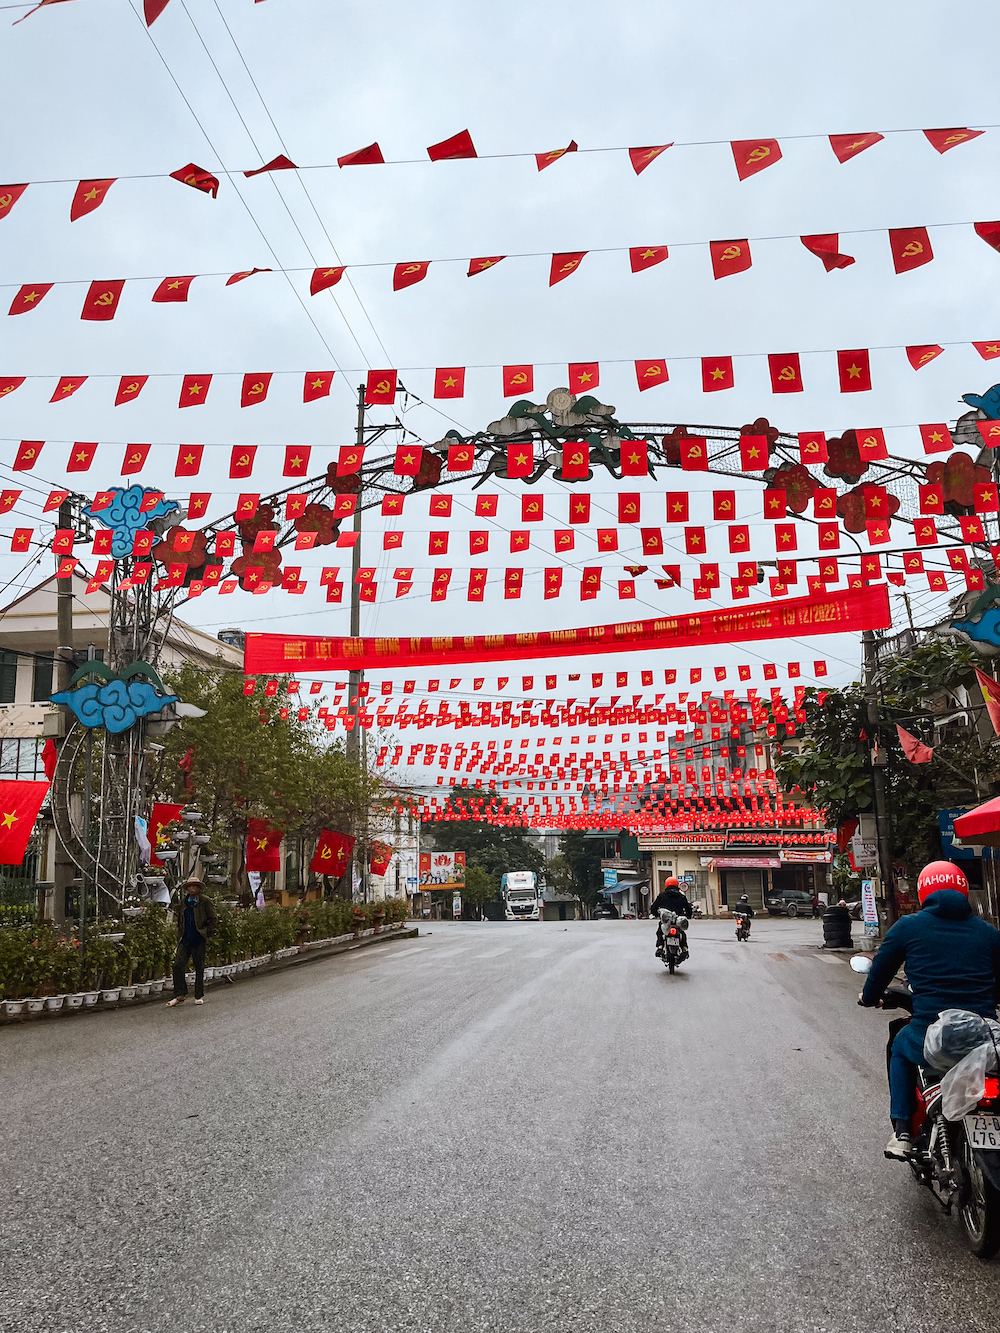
[
  {"left": 916, "top": 861, "right": 969, "bottom": 904},
  {"left": 663, "top": 876, "right": 679, "bottom": 888}
]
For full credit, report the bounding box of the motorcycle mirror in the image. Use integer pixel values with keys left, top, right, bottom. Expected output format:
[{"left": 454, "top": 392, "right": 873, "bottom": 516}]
[{"left": 849, "top": 955, "right": 873, "bottom": 974}]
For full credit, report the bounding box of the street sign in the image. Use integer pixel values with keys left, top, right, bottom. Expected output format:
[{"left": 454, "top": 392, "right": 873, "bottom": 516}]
[
  {"left": 603, "top": 869, "right": 618, "bottom": 888},
  {"left": 861, "top": 879, "right": 879, "bottom": 925},
  {"left": 850, "top": 836, "right": 878, "bottom": 867},
  {"left": 452, "top": 893, "right": 462, "bottom": 919}
]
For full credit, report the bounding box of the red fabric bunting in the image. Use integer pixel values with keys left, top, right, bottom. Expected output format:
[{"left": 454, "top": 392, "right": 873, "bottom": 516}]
[
  {"left": 434, "top": 368, "right": 465, "bottom": 398},
  {"left": 503, "top": 365, "right": 533, "bottom": 395},
  {"left": 241, "top": 373, "right": 272, "bottom": 407},
  {"left": 628, "top": 145, "right": 672, "bottom": 174},
  {"left": 427, "top": 130, "right": 477, "bottom": 161},
  {"left": 8, "top": 283, "right": 52, "bottom": 315},
  {"left": 768, "top": 353, "right": 803, "bottom": 392},
  {"left": 152, "top": 275, "right": 194, "bottom": 303},
  {"left": 304, "top": 371, "right": 334, "bottom": 402},
  {"left": 973, "top": 339, "right": 1000, "bottom": 359},
  {"left": 798, "top": 431, "right": 828, "bottom": 463},
  {"left": 394, "top": 262, "right": 430, "bottom": 290},
  {"left": 569, "top": 363, "right": 598, "bottom": 393},
  {"left": 800, "top": 233, "right": 855, "bottom": 271},
  {"left": 244, "top": 155, "right": 297, "bottom": 177},
  {"left": 179, "top": 374, "right": 210, "bottom": 406},
  {"left": 468, "top": 256, "right": 505, "bottom": 276},
  {"left": 310, "top": 266, "right": 345, "bottom": 294},
  {"left": 115, "top": 375, "right": 147, "bottom": 405},
  {"left": 629, "top": 245, "right": 668, "bottom": 273},
  {"left": 337, "top": 143, "right": 384, "bottom": 167},
  {"left": 837, "top": 349, "right": 871, "bottom": 392},
  {"left": 0, "top": 185, "right": 28, "bottom": 220},
  {"left": 169, "top": 163, "right": 219, "bottom": 197},
  {"left": 889, "top": 227, "right": 933, "bottom": 273},
  {"left": 230, "top": 446, "right": 257, "bottom": 479},
  {"left": 731, "top": 139, "right": 782, "bottom": 180},
  {"left": 635, "top": 359, "right": 667, "bottom": 390},
  {"left": 923, "top": 128, "right": 983, "bottom": 154},
  {"left": 550, "top": 252, "right": 586, "bottom": 285},
  {"left": 70, "top": 179, "right": 114, "bottom": 221},
  {"left": 906, "top": 344, "right": 944, "bottom": 370},
  {"left": 50, "top": 377, "right": 86, "bottom": 402},
  {"left": 537, "top": 141, "right": 578, "bottom": 171},
  {"left": 828, "top": 132, "right": 883, "bottom": 163},
  {"left": 710, "top": 240, "right": 751, "bottom": 279},
  {"left": 365, "top": 370, "right": 397, "bottom": 404},
  {"left": 121, "top": 444, "right": 149, "bottom": 475},
  {"left": 506, "top": 443, "right": 534, "bottom": 477},
  {"left": 283, "top": 445, "right": 311, "bottom": 477},
  {"left": 175, "top": 445, "right": 203, "bottom": 476},
  {"left": 702, "top": 358, "right": 734, "bottom": 391}
]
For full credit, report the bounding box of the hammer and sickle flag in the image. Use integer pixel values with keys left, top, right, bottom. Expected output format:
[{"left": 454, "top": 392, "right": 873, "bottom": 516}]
[
  {"left": 549, "top": 252, "right": 586, "bottom": 286},
  {"left": 121, "top": 443, "right": 150, "bottom": 475},
  {"left": 710, "top": 239, "right": 752, "bottom": 279},
  {"left": 338, "top": 445, "right": 365, "bottom": 476},
  {"left": 768, "top": 353, "right": 803, "bottom": 394},
  {"left": 561, "top": 442, "right": 589, "bottom": 480},
  {"left": 798, "top": 431, "right": 828, "bottom": 463},
  {"left": 889, "top": 227, "right": 934, "bottom": 274},
  {"left": 169, "top": 163, "right": 220, "bottom": 198},
  {"left": 503, "top": 365, "right": 533, "bottom": 395},
  {"left": 923, "top": 128, "right": 984, "bottom": 155},
  {"left": 241, "top": 373, "right": 272, "bottom": 408},
  {"left": 393, "top": 262, "right": 430, "bottom": 291},
  {"left": 365, "top": 369, "right": 397, "bottom": 405},
  {"left": 310, "top": 828, "right": 356, "bottom": 876},
  {"left": 81, "top": 280, "right": 125, "bottom": 322},
  {"left": 635, "top": 359, "right": 667, "bottom": 391},
  {"left": 0, "top": 378, "right": 25, "bottom": 400},
  {"left": 905, "top": 345, "right": 943, "bottom": 371},
  {"left": 730, "top": 139, "right": 782, "bottom": 181},
  {"left": 229, "top": 445, "right": 257, "bottom": 479},
  {"left": 116, "top": 375, "right": 148, "bottom": 405},
  {"left": 0, "top": 184, "right": 28, "bottom": 219}
]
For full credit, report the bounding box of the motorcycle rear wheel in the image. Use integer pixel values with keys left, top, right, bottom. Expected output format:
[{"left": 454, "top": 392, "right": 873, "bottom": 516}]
[
  {"left": 668, "top": 957, "right": 675, "bottom": 973},
  {"left": 959, "top": 1135, "right": 1000, "bottom": 1259}
]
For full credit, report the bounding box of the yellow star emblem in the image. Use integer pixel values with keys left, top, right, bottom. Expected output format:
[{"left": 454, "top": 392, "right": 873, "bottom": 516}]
[
  {"left": 846, "top": 364, "right": 862, "bottom": 379},
  {"left": 1, "top": 811, "right": 17, "bottom": 828}
]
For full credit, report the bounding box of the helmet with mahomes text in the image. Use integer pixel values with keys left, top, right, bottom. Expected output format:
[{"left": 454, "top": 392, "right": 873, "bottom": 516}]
[{"left": 917, "top": 861, "right": 969, "bottom": 904}]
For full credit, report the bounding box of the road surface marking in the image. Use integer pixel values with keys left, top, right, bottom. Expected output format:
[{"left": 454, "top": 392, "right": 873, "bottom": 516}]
[
  {"left": 472, "top": 948, "right": 511, "bottom": 959},
  {"left": 768, "top": 953, "right": 791, "bottom": 962}
]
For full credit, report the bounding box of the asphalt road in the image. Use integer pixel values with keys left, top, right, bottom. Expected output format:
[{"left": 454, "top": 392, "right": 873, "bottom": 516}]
[{"left": 4, "top": 916, "right": 1000, "bottom": 1333}]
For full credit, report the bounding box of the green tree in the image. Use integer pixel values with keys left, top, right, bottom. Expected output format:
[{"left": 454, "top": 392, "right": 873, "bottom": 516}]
[
  {"left": 462, "top": 865, "right": 499, "bottom": 919},
  {"left": 775, "top": 638, "right": 997, "bottom": 869},
  {"left": 429, "top": 787, "right": 544, "bottom": 881},
  {"left": 557, "top": 830, "right": 605, "bottom": 911}
]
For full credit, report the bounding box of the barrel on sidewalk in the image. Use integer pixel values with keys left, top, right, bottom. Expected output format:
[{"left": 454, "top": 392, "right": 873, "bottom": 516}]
[{"left": 822, "top": 904, "right": 853, "bottom": 949}]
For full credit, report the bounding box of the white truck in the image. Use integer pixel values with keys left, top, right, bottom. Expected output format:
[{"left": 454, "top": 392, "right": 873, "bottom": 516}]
[{"left": 502, "top": 871, "right": 539, "bottom": 920}]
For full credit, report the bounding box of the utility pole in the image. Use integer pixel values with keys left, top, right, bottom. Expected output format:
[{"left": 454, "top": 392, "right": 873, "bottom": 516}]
[
  {"left": 343, "top": 384, "right": 367, "bottom": 903},
  {"left": 863, "top": 628, "right": 897, "bottom": 928},
  {"left": 51, "top": 497, "right": 76, "bottom": 926}
]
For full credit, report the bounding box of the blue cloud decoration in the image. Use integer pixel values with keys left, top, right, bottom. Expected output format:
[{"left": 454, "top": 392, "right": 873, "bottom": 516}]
[
  {"left": 51, "top": 662, "right": 179, "bottom": 734},
  {"left": 83, "top": 485, "right": 179, "bottom": 559}
]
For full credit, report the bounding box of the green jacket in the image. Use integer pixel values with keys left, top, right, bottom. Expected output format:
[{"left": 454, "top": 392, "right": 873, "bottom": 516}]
[{"left": 174, "top": 893, "right": 217, "bottom": 941}]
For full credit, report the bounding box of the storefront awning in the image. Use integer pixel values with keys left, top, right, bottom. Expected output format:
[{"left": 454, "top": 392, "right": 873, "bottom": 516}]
[{"left": 954, "top": 798, "right": 1000, "bottom": 847}]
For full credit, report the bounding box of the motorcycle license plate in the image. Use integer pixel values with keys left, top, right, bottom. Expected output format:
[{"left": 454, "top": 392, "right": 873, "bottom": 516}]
[{"left": 965, "top": 1114, "right": 1000, "bottom": 1149}]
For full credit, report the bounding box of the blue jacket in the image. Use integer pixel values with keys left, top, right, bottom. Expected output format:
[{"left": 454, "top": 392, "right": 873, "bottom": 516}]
[{"left": 861, "top": 889, "right": 1000, "bottom": 1039}]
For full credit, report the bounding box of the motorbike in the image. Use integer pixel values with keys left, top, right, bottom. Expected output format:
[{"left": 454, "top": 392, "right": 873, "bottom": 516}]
[
  {"left": 734, "top": 912, "right": 752, "bottom": 942},
  {"left": 852, "top": 955, "right": 1000, "bottom": 1258},
  {"left": 658, "top": 908, "right": 689, "bottom": 973}
]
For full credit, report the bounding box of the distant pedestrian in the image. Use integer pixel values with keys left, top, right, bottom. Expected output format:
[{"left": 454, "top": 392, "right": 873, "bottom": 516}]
[
  {"left": 811, "top": 893, "right": 822, "bottom": 918},
  {"left": 166, "top": 877, "right": 217, "bottom": 1007}
]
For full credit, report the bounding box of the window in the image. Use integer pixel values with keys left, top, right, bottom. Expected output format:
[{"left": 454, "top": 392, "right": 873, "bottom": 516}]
[
  {"left": 32, "top": 654, "right": 53, "bottom": 702},
  {"left": 0, "top": 650, "right": 17, "bottom": 704},
  {"left": 0, "top": 738, "right": 45, "bottom": 780}
]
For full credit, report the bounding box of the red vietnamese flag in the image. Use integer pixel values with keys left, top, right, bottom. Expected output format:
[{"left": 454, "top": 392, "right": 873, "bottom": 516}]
[
  {"left": 152, "top": 275, "right": 195, "bottom": 303},
  {"left": 66, "top": 442, "right": 98, "bottom": 472},
  {"left": 13, "top": 440, "right": 42, "bottom": 471},
  {"left": 918, "top": 423, "right": 951, "bottom": 455},
  {"left": 434, "top": 367, "right": 465, "bottom": 398},
  {"left": 975, "top": 667, "right": 1000, "bottom": 736},
  {"left": 895, "top": 724, "right": 933, "bottom": 764},
  {"left": 337, "top": 143, "right": 385, "bottom": 167},
  {"left": 684, "top": 526, "right": 706, "bottom": 555},
  {"left": 0, "top": 490, "right": 20, "bottom": 513},
  {"left": 681, "top": 437, "right": 708, "bottom": 470},
  {"left": 179, "top": 374, "right": 210, "bottom": 406},
  {"left": 8, "top": 283, "right": 52, "bottom": 315},
  {"left": 338, "top": 445, "right": 365, "bottom": 475},
  {"left": 829, "top": 132, "right": 884, "bottom": 163},
  {"left": 550, "top": 251, "right": 586, "bottom": 285},
  {"left": 70, "top": 179, "right": 114, "bottom": 221},
  {"left": 731, "top": 139, "right": 782, "bottom": 180},
  {"left": 427, "top": 129, "right": 477, "bottom": 161},
  {"left": 503, "top": 365, "right": 533, "bottom": 395},
  {"left": 906, "top": 345, "right": 944, "bottom": 371},
  {"left": 475, "top": 495, "right": 497, "bottom": 517},
  {"left": 702, "top": 357, "right": 733, "bottom": 391},
  {"left": 635, "top": 359, "right": 667, "bottom": 390},
  {"left": 739, "top": 434, "right": 768, "bottom": 470},
  {"left": 80, "top": 280, "right": 125, "bottom": 321},
  {"left": 856, "top": 428, "right": 887, "bottom": 461},
  {"left": 568, "top": 494, "right": 590, "bottom": 524},
  {"left": 393, "top": 444, "right": 421, "bottom": 476},
  {"left": 115, "top": 375, "right": 147, "bottom": 405},
  {"left": 710, "top": 240, "right": 751, "bottom": 279},
  {"left": 774, "top": 523, "right": 797, "bottom": 551},
  {"left": 621, "top": 440, "right": 648, "bottom": 476},
  {"left": 628, "top": 144, "right": 672, "bottom": 174},
  {"left": 924, "top": 127, "right": 984, "bottom": 154},
  {"left": 976, "top": 483, "right": 999, "bottom": 513},
  {"left": 569, "top": 363, "right": 598, "bottom": 393},
  {"left": 50, "top": 377, "right": 86, "bottom": 402},
  {"left": 837, "top": 349, "right": 871, "bottom": 392},
  {"left": 175, "top": 444, "right": 204, "bottom": 476},
  {"left": 768, "top": 353, "right": 803, "bottom": 393},
  {"left": 597, "top": 529, "right": 618, "bottom": 550},
  {"left": 468, "top": 256, "right": 505, "bottom": 276},
  {"left": 798, "top": 431, "right": 828, "bottom": 463},
  {"left": 507, "top": 443, "right": 534, "bottom": 477},
  {"left": 283, "top": 445, "right": 311, "bottom": 477},
  {"left": 561, "top": 442, "right": 589, "bottom": 479},
  {"left": 973, "top": 339, "right": 1000, "bottom": 360},
  {"left": 310, "top": 266, "right": 345, "bottom": 295},
  {"left": 393, "top": 262, "right": 429, "bottom": 290},
  {"left": 246, "top": 819, "right": 283, "bottom": 872},
  {"left": 187, "top": 493, "right": 210, "bottom": 520},
  {"left": 365, "top": 370, "right": 397, "bottom": 405},
  {"left": 763, "top": 489, "right": 786, "bottom": 518},
  {"left": 244, "top": 155, "right": 297, "bottom": 177},
  {"left": 241, "top": 373, "right": 272, "bottom": 407},
  {"left": 960, "top": 516, "right": 987, "bottom": 543},
  {"left": 800, "top": 234, "right": 855, "bottom": 271},
  {"left": 468, "top": 569, "right": 487, "bottom": 601},
  {"left": 889, "top": 227, "right": 933, "bottom": 273},
  {"left": 230, "top": 446, "right": 257, "bottom": 479},
  {"left": 0, "top": 781, "right": 50, "bottom": 865},
  {"left": 169, "top": 163, "right": 219, "bottom": 197},
  {"left": 9, "top": 529, "right": 29, "bottom": 552},
  {"left": 0, "top": 184, "right": 28, "bottom": 220},
  {"left": 304, "top": 371, "right": 334, "bottom": 402},
  {"left": 629, "top": 245, "right": 668, "bottom": 273},
  {"left": 537, "top": 140, "right": 578, "bottom": 170},
  {"left": 226, "top": 268, "right": 271, "bottom": 286}
]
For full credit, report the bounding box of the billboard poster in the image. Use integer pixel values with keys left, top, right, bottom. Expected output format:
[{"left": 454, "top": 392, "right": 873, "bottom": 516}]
[{"left": 419, "top": 851, "right": 466, "bottom": 889}]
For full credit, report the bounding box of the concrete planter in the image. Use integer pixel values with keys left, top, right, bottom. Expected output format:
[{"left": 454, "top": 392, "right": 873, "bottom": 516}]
[
  {"left": 149, "top": 980, "right": 164, "bottom": 994},
  {"left": 100, "top": 989, "right": 120, "bottom": 1003},
  {"left": 81, "top": 991, "right": 99, "bottom": 1007},
  {"left": 120, "top": 987, "right": 137, "bottom": 1001},
  {"left": 135, "top": 984, "right": 151, "bottom": 997},
  {"left": 66, "top": 994, "right": 84, "bottom": 1009},
  {"left": 26, "top": 998, "right": 46, "bottom": 1014},
  {"left": 4, "top": 999, "right": 25, "bottom": 1016},
  {"left": 44, "top": 995, "right": 65, "bottom": 1012}
]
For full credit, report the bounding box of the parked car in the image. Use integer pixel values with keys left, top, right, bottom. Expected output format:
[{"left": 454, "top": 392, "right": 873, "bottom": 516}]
[{"left": 765, "top": 887, "right": 814, "bottom": 918}]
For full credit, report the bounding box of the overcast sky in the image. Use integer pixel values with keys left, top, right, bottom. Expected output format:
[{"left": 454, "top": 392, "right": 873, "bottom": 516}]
[{"left": 2, "top": 0, "right": 1000, "bottom": 697}]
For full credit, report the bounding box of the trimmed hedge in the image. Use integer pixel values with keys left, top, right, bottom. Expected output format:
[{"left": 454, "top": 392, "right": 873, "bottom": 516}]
[{"left": 0, "top": 897, "right": 408, "bottom": 999}]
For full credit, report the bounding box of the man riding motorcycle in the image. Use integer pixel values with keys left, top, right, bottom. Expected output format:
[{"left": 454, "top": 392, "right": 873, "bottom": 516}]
[
  {"left": 650, "top": 877, "right": 694, "bottom": 959},
  {"left": 859, "top": 860, "right": 1000, "bottom": 1161}
]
